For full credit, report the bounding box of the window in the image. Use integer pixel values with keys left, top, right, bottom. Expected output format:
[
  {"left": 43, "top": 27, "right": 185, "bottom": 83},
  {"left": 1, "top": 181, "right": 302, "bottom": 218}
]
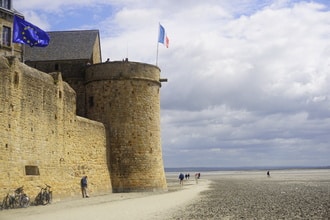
[
  {"left": 14, "top": 72, "right": 19, "bottom": 84},
  {"left": 25, "top": 165, "right": 40, "bottom": 176},
  {"left": 89, "top": 96, "right": 94, "bottom": 107},
  {"left": 0, "top": 0, "right": 11, "bottom": 9},
  {"left": 2, "top": 26, "right": 11, "bottom": 47}
]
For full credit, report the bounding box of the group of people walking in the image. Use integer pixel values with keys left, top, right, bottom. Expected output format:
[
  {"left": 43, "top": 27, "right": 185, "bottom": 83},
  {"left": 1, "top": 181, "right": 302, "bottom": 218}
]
[{"left": 179, "top": 172, "right": 201, "bottom": 185}]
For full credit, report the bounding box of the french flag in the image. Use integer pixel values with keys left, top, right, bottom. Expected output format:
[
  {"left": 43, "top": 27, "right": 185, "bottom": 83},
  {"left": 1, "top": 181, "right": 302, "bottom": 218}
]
[{"left": 158, "top": 24, "right": 169, "bottom": 48}]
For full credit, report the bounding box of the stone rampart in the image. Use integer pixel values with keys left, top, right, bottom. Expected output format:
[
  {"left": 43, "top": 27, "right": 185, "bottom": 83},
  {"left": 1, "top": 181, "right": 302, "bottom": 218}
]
[
  {"left": 85, "top": 61, "right": 167, "bottom": 192},
  {"left": 0, "top": 56, "right": 111, "bottom": 200}
]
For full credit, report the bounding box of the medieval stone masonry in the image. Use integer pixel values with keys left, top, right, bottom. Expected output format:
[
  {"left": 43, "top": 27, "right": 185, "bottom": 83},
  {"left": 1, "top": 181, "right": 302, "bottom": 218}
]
[
  {"left": 85, "top": 61, "right": 167, "bottom": 192},
  {"left": 0, "top": 55, "right": 167, "bottom": 200}
]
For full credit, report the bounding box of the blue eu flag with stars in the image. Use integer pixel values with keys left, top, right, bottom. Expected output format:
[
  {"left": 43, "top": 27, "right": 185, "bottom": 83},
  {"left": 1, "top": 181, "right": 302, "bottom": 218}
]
[{"left": 13, "top": 15, "right": 50, "bottom": 47}]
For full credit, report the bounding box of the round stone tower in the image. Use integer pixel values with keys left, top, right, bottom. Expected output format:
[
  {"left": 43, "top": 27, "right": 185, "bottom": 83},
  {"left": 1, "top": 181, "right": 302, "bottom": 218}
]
[{"left": 85, "top": 60, "right": 167, "bottom": 192}]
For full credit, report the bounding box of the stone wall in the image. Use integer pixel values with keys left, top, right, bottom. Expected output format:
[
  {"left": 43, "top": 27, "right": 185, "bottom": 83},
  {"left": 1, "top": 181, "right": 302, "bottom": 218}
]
[
  {"left": 85, "top": 61, "right": 167, "bottom": 192},
  {"left": 24, "top": 60, "right": 89, "bottom": 117},
  {"left": 0, "top": 56, "right": 111, "bottom": 201}
]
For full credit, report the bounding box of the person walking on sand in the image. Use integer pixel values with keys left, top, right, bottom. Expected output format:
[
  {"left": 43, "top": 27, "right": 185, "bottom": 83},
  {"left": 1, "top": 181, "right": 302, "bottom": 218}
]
[
  {"left": 195, "top": 173, "right": 199, "bottom": 184},
  {"left": 179, "top": 173, "right": 184, "bottom": 186},
  {"left": 267, "top": 171, "right": 270, "bottom": 177},
  {"left": 80, "top": 176, "right": 89, "bottom": 198}
]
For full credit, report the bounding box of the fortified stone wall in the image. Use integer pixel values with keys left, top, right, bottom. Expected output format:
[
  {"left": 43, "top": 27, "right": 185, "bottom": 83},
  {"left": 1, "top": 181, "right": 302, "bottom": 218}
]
[
  {"left": 25, "top": 60, "right": 88, "bottom": 117},
  {"left": 0, "top": 56, "right": 111, "bottom": 200},
  {"left": 85, "top": 61, "right": 167, "bottom": 192}
]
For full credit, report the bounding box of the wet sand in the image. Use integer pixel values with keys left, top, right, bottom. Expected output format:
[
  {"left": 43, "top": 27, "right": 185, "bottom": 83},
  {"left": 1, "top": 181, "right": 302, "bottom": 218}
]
[
  {"left": 169, "top": 169, "right": 330, "bottom": 219},
  {"left": 0, "top": 169, "right": 329, "bottom": 219}
]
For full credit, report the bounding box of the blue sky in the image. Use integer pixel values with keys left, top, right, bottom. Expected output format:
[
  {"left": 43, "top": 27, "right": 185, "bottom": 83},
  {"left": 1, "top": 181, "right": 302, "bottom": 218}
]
[{"left": 14, "top": 0, "right": 330, "bottom": 168}]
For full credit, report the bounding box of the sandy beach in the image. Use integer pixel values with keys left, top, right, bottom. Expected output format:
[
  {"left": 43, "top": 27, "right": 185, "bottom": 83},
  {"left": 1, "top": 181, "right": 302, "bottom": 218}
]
[
  {"left": 1, "top": 169, "right": 329, "bottom": 220},
  {"left": 0, "top": 176, "right": 210, "bottom": 220},
  {"left": 170, "top": 169, "right": 330, "bottom": 219}
]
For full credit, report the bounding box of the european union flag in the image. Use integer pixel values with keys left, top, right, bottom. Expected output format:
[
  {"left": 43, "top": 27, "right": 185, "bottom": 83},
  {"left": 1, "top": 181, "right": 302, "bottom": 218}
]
[{"left": 13, "top": 15, "right": 50, "bottom": 47}]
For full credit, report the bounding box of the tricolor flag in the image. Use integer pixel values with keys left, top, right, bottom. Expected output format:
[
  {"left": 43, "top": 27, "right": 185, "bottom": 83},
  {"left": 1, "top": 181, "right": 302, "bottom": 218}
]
[{"left": 158, "top": 24, "right": 169, "bottom": 48}]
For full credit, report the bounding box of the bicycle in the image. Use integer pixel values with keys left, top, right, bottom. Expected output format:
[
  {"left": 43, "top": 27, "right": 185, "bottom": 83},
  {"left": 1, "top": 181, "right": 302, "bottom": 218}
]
[
  {"left": 1, "top": 186, "right": 30, "bottom": 209},
  {"left": 1, "top": 192, "right": 15, "bottom": 209},
  {"left": 34, "top": 184, "right": 52, "bottom": 205},
  {"left": 13, "top": 186, "right": 30, "bottom": 208}
]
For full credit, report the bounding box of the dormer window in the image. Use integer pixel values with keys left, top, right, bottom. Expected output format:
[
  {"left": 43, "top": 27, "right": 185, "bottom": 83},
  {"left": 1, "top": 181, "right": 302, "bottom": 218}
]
[{"left": 0, "top": 0, "right": 11, "bottom": 10}]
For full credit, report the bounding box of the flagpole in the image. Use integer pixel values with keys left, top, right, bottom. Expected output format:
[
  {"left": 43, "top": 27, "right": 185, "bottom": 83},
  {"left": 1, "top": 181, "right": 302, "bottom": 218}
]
[
  {"left": 22, "top": 44, "right": 25, "bottom": 63},
  {"left": 156, "top": 41, "right": 159, "bottom": 66},
  {"left": 126, "top": 41, "right": 129, "bottom": 60},
  {"left": 156, "top": 23, "right": 160, "bottom": 66}
]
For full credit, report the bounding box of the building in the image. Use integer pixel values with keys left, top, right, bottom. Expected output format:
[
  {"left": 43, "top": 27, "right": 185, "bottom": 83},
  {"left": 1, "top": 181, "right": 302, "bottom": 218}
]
[
  {"left": 25, "top": 30, "right": 102, "bottom": 116},
  {"left": 0, "top": 0, "right": 23, "bottom": 59}
]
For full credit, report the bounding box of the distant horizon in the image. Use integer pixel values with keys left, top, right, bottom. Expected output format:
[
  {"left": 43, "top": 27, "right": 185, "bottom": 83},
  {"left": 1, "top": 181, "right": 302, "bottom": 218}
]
[{"left": 164, "top": 165, "right": 330, "bottom": 172}]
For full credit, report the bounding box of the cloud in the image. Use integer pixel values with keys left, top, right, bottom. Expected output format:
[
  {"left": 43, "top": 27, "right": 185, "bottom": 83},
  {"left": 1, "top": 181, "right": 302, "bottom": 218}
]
[
  {"left": 159, "top": 1, "right": 330, "bottom": 167},
  {"left": 14, "top": 0, "right": 330, "bottom": 167}
]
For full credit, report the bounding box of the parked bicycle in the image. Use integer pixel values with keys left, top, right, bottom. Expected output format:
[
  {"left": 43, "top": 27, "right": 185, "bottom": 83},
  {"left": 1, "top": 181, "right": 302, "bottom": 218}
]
[
  {"left": 1, "top": 186, "right": 30, "bottom": 209},
  {"left": 1, "top": 192, "right": 15, "bottom": 209},
  {"left": 34, "top": 184, "right": 52, "bottom": 205},
  {"left": 14, "top": 186, "right": 30, "bottom": 208}
]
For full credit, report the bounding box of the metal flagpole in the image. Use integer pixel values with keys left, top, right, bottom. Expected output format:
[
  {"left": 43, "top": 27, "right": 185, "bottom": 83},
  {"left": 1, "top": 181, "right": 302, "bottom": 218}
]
[
  {"left": 156, "top": 23, "right": 160, "bottom": 66},
  {"left": 126, "top": 41, "right": 129, "bottom": 60},
  {"left": 156, "top": 41, "right": 159, "bottom": 66},
  {"left": 22, "top": 44, "right": 25, "bottom": 63}
]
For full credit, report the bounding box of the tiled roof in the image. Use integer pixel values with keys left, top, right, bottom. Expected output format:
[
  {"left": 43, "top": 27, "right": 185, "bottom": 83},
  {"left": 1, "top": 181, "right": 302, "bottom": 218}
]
[{"left": 24, "top": 30, "right": 100, "bottom": 61}]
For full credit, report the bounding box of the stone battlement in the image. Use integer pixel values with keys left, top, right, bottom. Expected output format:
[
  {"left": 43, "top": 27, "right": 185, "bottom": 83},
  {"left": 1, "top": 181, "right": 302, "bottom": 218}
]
[{"left": 85, "top": 61, "right": 161, "bottom": 82}]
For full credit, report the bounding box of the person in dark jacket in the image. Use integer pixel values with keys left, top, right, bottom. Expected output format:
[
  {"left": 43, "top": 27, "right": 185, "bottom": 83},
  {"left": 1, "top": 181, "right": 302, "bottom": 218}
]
[
  {"left": 80, "top": 176, "right": 89, "bottom": 198},
  {"left": 179, "top": 173, "right": 184, "bottom": 186}
]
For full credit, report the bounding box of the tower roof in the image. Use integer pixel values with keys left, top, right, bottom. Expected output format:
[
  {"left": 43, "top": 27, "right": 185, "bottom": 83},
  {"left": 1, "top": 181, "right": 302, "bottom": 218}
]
[{"left": 24, "top": 30, "right": 101, "bottom": 62}]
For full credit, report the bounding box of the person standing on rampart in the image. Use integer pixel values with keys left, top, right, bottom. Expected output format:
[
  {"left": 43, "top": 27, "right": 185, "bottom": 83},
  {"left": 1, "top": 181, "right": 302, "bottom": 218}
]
[{"left": 80, "top": 176, "right": 89, "bottom": 198}]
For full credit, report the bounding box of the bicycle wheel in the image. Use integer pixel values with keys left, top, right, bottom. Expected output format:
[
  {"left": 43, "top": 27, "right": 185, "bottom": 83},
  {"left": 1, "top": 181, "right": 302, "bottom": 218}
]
[
  {"left": 20, "top": 195, "right": 30, "bottom": 208},
  {"left": 34, "top": 192, "right": 42, "bottom": 205},
  {"left": 2, "top": 196, "right": 9, "bottom": 209},
  {"left": 9, "top": 195, "right": 15, "bottom": 208},
  {"left": 3, "top": 195, "right": 14, "bottom": 209},
  {"left": 14, "top": 195, "right": 23, "bottom": 208},
  {"left": 41, "top": 192, "right": 47, "bottom": 205},
  {"left": 4, "top": 195, "right": 14, "bottom": 209},
  {"left": 47, "top": 191, "right": 52, "bottom": 204}
]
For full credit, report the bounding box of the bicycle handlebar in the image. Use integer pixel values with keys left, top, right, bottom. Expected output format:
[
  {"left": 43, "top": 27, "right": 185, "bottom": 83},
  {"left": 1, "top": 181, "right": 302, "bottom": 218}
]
[
  {"left": 37, "top": 184, "right": 51, "bottom": 189},
  {"left": 14, "top": 186, "right": 24, "bottom": 194}
]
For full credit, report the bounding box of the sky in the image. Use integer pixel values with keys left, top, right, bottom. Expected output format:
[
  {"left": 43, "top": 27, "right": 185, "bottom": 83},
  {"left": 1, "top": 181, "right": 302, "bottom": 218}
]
[{"left": 14, "top": 0, "right": 330, "bottom": 168}]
